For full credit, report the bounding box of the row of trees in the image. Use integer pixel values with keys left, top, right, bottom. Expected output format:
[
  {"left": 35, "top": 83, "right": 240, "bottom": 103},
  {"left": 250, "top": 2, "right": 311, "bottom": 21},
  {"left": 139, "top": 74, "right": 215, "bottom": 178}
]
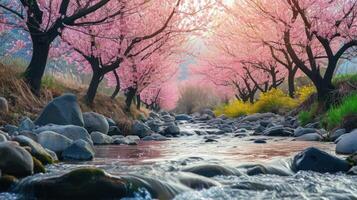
[
  {"left": 194, "top": 0, "right": 356, "bottom": 106},
  {"left": 0, "top": 0, "right": 214, "bottom": 110}
]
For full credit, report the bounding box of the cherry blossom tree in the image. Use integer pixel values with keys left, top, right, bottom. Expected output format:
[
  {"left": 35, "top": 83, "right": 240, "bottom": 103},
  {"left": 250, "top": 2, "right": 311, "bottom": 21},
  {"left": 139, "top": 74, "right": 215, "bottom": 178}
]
[
  {"left": 239, "top": 0, "right": 357, "bottom": 102},
  {"left": 58, "top": 0, "right": 213, "bottom": 105},
  {"left": 0, "top": 0, "right": 125, "bottom": 94}
]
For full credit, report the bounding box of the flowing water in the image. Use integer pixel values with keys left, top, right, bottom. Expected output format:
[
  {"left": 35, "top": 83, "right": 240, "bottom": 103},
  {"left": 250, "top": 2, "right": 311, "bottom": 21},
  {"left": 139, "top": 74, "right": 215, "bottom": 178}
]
[{"left": 1, "top": 122, "right": 357, "bottom": 200}]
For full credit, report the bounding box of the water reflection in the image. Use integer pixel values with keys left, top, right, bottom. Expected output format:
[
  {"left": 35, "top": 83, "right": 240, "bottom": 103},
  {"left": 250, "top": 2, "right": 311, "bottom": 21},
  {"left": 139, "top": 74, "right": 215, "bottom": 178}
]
[{"left": 93, "top": 136, "right": 336, "bottom": 166}]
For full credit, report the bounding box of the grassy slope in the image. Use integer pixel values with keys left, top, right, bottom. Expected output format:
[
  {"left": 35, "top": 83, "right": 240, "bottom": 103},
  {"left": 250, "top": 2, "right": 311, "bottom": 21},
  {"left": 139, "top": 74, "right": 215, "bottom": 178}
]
[{"left": 0, "top": 63, "right": 148, "bottom": 134}]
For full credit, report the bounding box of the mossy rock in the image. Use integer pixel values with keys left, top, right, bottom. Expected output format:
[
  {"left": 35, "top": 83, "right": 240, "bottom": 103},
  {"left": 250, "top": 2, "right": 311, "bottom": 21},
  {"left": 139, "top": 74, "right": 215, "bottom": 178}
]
[
  {"left": 32, "top": 157, "right": 46, "bottom": 174},
  {"left": 14, "top": 136, "right": 54, "bottom": 165},
  {"left": 17, "top": 168, "right": 190, "bottom": 200},
  {"left": 347, "top": 153, "right": 357, "bottom": 166},
  {"left": 20, "top": 168, "right": 129, "bottom": 199},
  {"left": 0, "top": 175, "right": 18, "bottom": 192}
]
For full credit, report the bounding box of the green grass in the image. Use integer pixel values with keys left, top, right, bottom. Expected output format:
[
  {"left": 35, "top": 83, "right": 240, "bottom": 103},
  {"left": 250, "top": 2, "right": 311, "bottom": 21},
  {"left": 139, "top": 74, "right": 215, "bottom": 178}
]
[
  {"left": 298, "top": 111, "right": 313, "bottom": 126},
  {"left": 298, "top": 102, "right": 319, "bottom": 126},
  {"left": 332, "top": 73, "right": 357, "bottom": 86},
  {"left": 324, "top": 93, "right": 357, "bottom": 130},
  {"left": 41, "top": 75, "right": 65, "bottom": 91}
]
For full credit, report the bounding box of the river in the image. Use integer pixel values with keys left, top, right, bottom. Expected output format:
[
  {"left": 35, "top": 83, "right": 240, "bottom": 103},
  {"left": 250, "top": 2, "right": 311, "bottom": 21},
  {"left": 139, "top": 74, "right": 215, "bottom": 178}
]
[{"left": 1, "top": 122, "right": 356, "bottom": 200}]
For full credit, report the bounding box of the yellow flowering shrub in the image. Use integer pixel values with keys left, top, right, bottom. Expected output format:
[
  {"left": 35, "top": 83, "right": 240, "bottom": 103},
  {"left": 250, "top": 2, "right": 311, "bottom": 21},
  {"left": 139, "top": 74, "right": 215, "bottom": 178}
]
[
  {"left": 214, "top": 87, "right": 317, "bottom": 118},
  {"left": 252, "top": 89, "right": 298, "bottom": 113},
  {"left": 295, "top": 85, "right": 316, "bottom": 103},
  {"left": 214, "top": 100, "right": 253, "bottom": 118}
]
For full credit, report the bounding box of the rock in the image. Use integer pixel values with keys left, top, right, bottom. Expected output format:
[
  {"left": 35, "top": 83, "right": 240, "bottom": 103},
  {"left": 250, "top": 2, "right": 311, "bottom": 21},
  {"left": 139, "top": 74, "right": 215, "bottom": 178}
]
[
  {"left": 3, "top": 124, "right": 18, "bottom": 136},
  {"left": 18, "top": 117, "right": 36, "bottom": 131},
  {"left": 218, "top": 114, "right": 228, "bottom": 120},
  {"left": 330, "top": 129, "right": 346, "bottom": 141},
  {"left": 35, "top": 93, "right": 84, "bottom": 126},
  {"left": 37, "top": 131, "right": 73, "bottom": 153},
  {"left": 347, "top": 153, "right": 357, "bottom": 166},
  {"left": 162, "top": 123, "right": 180, "bottom": 137},
  {"left": 34, "top": 125, "right": 92, "bottom": 144},
  {"left": 106, "top": 117, "right": 116, "bottom": 127},
  {"left": 62, "top": 139, "right": 95, "bottom": 161},
  {"left": 83, "top": 112, "right": 109, "bottom": 134},
  {"left": 146, "top": 120, "right": 164, "bottom": 132},
  {"left": 247, "top": 165, "right": 267, "bottom": 176},
  {"left": 142, "top": 133, "right": 168, "bottom": 141},
  {"left": 13, "top": 136, "right": 53, "bottom": 164},
  {"left": 0, "top": 175, "right": 18, "bottom": 192},
  {"left": 132, "top": 120, "right": 152, "bottom": 138},
  {"left": 182, "top": 164, "right": 241, "bottom": 178},
  {"left": 292, "top": 147, "right": 350, "bottom": 173},
  {"left": 45, "top": 148, "right": 58, "bottom": 162},
  {"left": 199, "top": 114, "right": 212, "bottom": 121},
  {"left": 90, "top": 131, "right": 113, "bottom": 145},
  {"left": 201, "top": 109, "right": 215, "bottom": 117},
  {"left": 254, "top": 139, "right": 267, "bottom": 144},
  {"left": 175, "top": 114, "right": 192, "bottom": 121},
  {"left": 0, "top": 134, "right": 7, "bottom": 142},
  {"left": 241, "top": 113, "right": 276, "bottom": 122},
  {"left": 293, "top": 127, "right": 316, "bottom": 137},
  {"left": 263, "top": 126, "right": 292, "bottom": 137},
  {"left": 295, "top": 133, "right": 323, "bottom": 141},
  {"left": 107, "top": 126, "right": 122, "bottom": 136},
  {"left": 149, "top": 112, "right": 160, "bottom": 119},
  {"left": 0, "top": 142, "right": 34, "bottom": 177},
  {"left": 305, "top": 122, "right": 320, "bottom": 129},
  {"left": 205, "top": 138, "right": 218, "bottom": 143},
  {"left": 18, "top": 130, "right": 37, "bottom": 141},
  {"left": 0, "top": 97, "right": 8, "bottom": 113},
  {"left": 32, "top": 157, "right": 46, "bottom": 174},
  {"left": 347, "top": 166, "right": 357, "bottom": 175},
  {"left": 16, "top": 168, "right": 189, "bottom": 200},
  {"left": 113, "top": 136, "right": 139, "bottom": 145},
  {"left": 342, "top": 115, "right": 357, "bottom": 132},
  {"left": 336, "top": 130, "right": 357, "bottom": 154}
]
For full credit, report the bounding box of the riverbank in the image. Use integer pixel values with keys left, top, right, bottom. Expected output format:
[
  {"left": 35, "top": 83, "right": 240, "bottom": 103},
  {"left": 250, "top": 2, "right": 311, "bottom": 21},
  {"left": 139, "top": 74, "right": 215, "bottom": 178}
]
[{"left": 0, "top": 92, "right": 356, "bottom": 199}]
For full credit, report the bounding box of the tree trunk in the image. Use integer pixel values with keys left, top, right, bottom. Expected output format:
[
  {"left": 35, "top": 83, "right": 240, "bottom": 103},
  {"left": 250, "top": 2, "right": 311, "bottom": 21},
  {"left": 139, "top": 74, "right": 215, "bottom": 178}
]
[
  {"left": 125, "top": 88, "right": 137, "bottom": 111},
  {"left": 86, "top": 72, "right": 102, "bottom": 105},
  {"left": 287, "top": 70, "right": 296, "bottom": 98},
  {"left": 136, "top": 95, "right": 141, "bottom": 110},
  {"left": 24, "top": 35, "right": 51, "bottom": 95},
  {"left": 110, "top": 71, "right": 121, "bottom": 99}
]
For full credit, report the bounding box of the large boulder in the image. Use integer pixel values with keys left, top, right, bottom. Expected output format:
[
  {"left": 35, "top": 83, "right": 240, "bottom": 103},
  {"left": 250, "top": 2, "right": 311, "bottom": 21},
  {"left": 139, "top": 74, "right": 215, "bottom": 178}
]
[
  {"left": 91, "top": 132, "right": 113, "bottom": 145},
  {"left": 16, "top": 168, "right": 189, "bottom": 200},
  {"left": 336, "top": 130, "right": 357, "bottom": 154},
  {"left": 62, "top": 140, "right": 95, "bottom": 161},
  {"left": 295, "top": 133, "right": 323, "bottom": 141},
  {"left": 0, "top": 97, "right": 8, "bottom": 113},
  {"left": 34, "top": 125, "right": 92, "bottom": 144},
  {"left": 83, "top": 112, "right": 109, "bottom": 134},
  {"left": 0, "top": 142, "right": 34, "bottom": 177},
  {"left": 13, "top": 136, "right": 53, "bottom": 164},
  {"left": 132, "top": 120, "right": 152, "bottom": 138},
  {"left": 35, "top": 94, "right": 84, "bottom": 126},
  {"left": 292, "top": 147, "right": 350, "bottom": 173},
  {"left": 37, "top": 131, "right": 73, "bottom": 153}
]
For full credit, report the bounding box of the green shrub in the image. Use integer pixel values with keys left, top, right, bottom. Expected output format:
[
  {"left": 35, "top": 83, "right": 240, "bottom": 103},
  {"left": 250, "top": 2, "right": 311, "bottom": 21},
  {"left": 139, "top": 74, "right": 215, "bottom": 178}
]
[
  {"left": 324, "top": 93, "right": 357, "bottom": 130},
  {"left": 332, "top": 73, "right": 357, "bottom": 86},
  {"left": 298, "top": 111, "right": 313, "bottom": 126}
]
